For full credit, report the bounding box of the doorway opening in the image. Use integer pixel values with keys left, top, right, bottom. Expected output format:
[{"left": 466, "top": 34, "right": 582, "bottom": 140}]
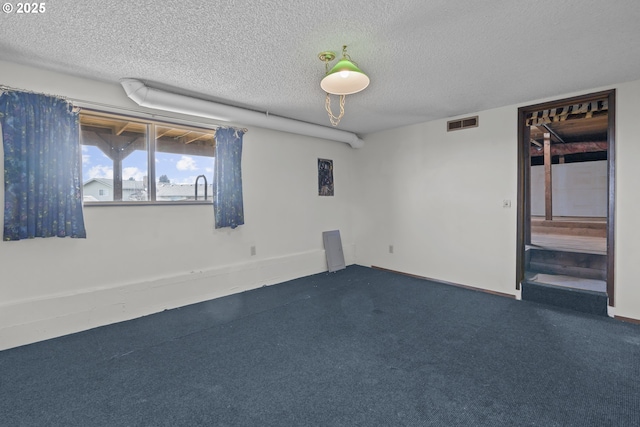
[{"left": 516, "top": 90, "right": 615, "bottom": 314}]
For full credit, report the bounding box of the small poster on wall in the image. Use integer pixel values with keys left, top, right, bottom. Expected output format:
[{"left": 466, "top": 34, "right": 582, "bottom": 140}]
[{"left": 318, "top": 158, "right": 334, "bottom": 196}]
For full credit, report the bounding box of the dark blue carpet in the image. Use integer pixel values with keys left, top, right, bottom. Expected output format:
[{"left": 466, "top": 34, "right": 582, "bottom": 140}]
[{"left": 1, "top": 266, "right": 639, "bottom": 426}]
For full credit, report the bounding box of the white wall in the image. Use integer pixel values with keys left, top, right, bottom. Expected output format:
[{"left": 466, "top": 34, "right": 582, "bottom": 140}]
[
  {"left": 613, "top": 79, "right": 640, "bottom": 321},
  {"left": 355, "top": 79, "right": 640, "bottom": 321},
  {"left": 531, "top": 161, "right": 608, "bottom": 217},
  {"left": 353, "top": 106, "right": 518, "bottom": 296},
  {"left": 0, "top": 61, "right": 357, "bottom": 350}
]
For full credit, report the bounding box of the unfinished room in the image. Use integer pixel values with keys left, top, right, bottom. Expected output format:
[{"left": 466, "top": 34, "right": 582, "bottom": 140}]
[{"left": 1, "top": 1, "right": 640, "bottom": 425}]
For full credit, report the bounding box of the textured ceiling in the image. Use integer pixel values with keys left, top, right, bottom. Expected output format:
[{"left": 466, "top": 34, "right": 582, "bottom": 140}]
[{"left": 1, "top": 0, "right": 640, "bottom": 135}]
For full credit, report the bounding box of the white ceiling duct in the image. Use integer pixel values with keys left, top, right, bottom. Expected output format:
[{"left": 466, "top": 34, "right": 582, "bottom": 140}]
[{"left": 120, "top": 79, "right": 364, "bottom": 149}]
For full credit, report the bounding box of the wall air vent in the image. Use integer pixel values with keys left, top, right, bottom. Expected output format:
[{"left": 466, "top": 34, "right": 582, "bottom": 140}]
[{"left": 447, "top": 116, "right": 479, "bottom": 132}]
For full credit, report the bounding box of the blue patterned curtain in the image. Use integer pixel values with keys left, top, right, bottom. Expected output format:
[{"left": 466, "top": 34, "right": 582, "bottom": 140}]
[
  {"left": 214, "top": 127, "right": 244, "bottom": 229},
  {"left": 1, "top": 90, "right": 86, "bottom": 240}
]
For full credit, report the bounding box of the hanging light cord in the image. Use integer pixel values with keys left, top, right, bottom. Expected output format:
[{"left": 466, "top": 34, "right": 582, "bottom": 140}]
[
  {"left": 321, "top": 46, "right": 352, "bottom": 127},
  {"left": 325, "top": 93, "right": 345, "bottom": 127}
]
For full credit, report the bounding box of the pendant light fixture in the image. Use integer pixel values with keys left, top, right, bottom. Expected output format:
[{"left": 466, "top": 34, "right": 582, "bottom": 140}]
[{"left": 318, "top": 45, "right": 369, "bottom": 126}]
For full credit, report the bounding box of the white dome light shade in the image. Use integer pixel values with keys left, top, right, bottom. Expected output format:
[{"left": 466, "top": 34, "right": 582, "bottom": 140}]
[{"left": 320, "top": 58, "right": 370, "bottom": 95}]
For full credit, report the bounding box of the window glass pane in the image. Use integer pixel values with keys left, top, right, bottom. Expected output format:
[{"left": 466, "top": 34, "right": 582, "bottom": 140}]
[
  {"left": 80, "top": 114, "right": 148, "bottom": 202},
  {"left": 155, "top": 125, "right": 215, "bottom": 202},
  {"left": 81, "top": 144, "right": 113, "bottom": 201},
  {"left": 122, "top": 149, "right": 149, "bottom": 201}
]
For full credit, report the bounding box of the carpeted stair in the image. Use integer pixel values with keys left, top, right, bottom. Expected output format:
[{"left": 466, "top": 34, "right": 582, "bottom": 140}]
[{"left": 521, "top": 279, "right": 608, "bottom": 316}]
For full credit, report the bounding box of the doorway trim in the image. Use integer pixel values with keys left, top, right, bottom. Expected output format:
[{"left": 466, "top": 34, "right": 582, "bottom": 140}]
[{"left": 516, "top": 89, "right": 616, "bottom": 305}]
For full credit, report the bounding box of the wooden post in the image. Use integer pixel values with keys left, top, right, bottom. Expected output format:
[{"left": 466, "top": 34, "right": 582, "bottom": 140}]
[
  {"left": 112, "top": 149, "right": 123, "bottom": 201},
  {"left": 544, "top": 133, "right": 552, "bottom": 220}
]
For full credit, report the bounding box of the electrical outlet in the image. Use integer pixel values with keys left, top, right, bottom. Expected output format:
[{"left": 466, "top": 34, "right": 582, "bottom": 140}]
[
  {"left": 389, "top": 245, "right": 394, "bottom": 254},
  {"left": 250, "top": 246, "right": 256, "bottom": 256}
]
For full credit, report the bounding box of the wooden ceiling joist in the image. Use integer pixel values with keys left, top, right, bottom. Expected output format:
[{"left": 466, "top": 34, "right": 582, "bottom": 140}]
[
  {"left": 180, "top": 134, "right": 211, "bottom": 144},
  {"left": 530, "top": 141, "right": 607, "bottom": 157},
  {"left": 541, "top": 124, "right": 565, "bottom": 143},
  {"left": 155, "top": 128, "right": 173, "bottom": 139},
  {"left": 113, "top": 122, "right": 131, "bottom": 136}
]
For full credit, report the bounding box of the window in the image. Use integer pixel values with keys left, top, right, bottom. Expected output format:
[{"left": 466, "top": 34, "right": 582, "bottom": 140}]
[
  {"left": 154, "top": 124, "right": 215, "bottom": 202},
  {"left": 80, "top": 111, "right": 215, "bottom": 203}
]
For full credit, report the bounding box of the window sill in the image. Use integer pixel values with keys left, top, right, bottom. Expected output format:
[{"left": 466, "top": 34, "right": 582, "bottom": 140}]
[{"left": 83, "top": 201, "right": 213, "bottom": 207}]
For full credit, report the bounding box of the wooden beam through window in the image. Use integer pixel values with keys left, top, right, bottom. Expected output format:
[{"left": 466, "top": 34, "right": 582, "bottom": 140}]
[{"left": 114, "top": 122, "right": 131, "bottom": 136}]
